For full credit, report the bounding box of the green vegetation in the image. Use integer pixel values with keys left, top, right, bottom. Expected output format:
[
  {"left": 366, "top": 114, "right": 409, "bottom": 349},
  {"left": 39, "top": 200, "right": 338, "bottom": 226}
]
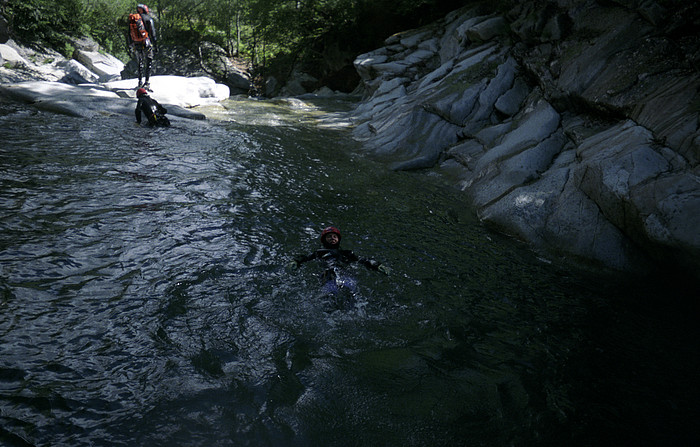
[
  {"left": 2, "top": 0, "right": 84, "bottom": 55},
  {"left": 1, "top": 0, "right": 476, "bottom": 82}
]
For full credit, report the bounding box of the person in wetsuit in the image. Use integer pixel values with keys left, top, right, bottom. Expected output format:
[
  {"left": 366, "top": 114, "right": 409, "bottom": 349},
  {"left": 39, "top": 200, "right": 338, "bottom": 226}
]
[
  {"left": 135, "top": 88, "right": 170, "bottom": 127},
  {"left": 288, "top": 226, "right": 390, "bottom": 295},
  {"left": 127, "top": 3, "right": 158, "bottom": 90}
]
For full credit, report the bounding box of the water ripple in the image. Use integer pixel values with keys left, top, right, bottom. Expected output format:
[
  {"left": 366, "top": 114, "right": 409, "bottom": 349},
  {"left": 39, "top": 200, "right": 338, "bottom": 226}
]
[{"left": 0, "top": 101, "right": 697, "bottom": 446}]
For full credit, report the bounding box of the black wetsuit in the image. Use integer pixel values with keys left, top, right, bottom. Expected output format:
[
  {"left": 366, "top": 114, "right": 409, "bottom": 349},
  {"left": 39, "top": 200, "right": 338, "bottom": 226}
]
[
  {"left": 135, "top": 95, "right": 170, "bottom": 127},
  {"left": 295, "top": 248, "right": 381, "bottom": 283}
]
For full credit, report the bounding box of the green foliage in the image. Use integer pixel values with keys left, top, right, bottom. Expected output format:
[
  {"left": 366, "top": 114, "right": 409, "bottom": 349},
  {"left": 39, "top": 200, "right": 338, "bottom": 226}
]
[
  {"left": 1, "top": 0, "right": 486, "bottom": 78},
  {"left": 61, "top": 43, "right": 75, "bottom": 59},
  {"left": 81, "top": 0, "right": 133, "bottom": 58},
  {"left": 3, "top": 0, "right": 82, "bottom": 47}
]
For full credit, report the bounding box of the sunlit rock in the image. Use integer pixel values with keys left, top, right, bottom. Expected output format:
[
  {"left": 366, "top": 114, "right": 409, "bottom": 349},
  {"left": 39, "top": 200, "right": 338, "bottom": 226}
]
[
  {"left": 350, "top": 2, "right": 700, "bottom": 277},
  {"left": 73, "top": 50, "right": 124, "bottom": 82},
  {"left": 0, "top": 43, "right": 26, "bottom": 68},
  {"left": 0, "top": 80, "right": 206, "bottom": 121},
  {"left": 59, "top": 59, "right": 100, "bottom": 84},
  {"left": 104, "top": 75, "right": 230, "bottom": 108}
]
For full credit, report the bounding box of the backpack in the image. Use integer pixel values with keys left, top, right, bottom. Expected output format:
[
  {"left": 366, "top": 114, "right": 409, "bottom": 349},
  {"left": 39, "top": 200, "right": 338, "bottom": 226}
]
[{"left": 129, "top": 13, "right": 149, "bottom": 43}]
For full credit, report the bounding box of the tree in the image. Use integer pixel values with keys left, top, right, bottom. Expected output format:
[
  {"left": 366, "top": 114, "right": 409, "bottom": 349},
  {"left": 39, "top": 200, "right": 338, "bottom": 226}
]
[
  {"left": 82, "top": 0, "right": 133, "bottom": 57},
  {"left": 3, "top": 0, "right": 84, "bottom": 51}
]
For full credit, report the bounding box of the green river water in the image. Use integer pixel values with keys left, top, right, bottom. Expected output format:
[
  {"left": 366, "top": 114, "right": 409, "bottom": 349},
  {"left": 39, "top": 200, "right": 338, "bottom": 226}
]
[{"left": 0, "top": 95, "right": 698, "bottom": 446}]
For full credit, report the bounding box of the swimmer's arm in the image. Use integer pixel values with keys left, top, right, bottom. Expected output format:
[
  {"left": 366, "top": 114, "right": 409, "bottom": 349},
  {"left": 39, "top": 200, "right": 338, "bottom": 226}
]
[
  {"left": 349, "top": 251, "right": 390, "bottom": 274},
  {"left": 287, "top": 252, "right": 316, "bottom": 269}
]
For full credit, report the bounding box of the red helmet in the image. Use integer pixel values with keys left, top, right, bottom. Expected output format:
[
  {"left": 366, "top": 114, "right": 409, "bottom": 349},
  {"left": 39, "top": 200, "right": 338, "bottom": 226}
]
[
  {"left": 320, "top": 226, "right": 341, "bottom": 248},
  {"left": 136, "top": 88, "right": 147, "bottom": 97}
]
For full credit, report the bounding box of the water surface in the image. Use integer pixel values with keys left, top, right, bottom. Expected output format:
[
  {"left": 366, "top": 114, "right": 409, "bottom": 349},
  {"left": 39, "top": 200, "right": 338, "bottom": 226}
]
[{"left": 0, "top": 96, "right": 698, "bottom": 446}]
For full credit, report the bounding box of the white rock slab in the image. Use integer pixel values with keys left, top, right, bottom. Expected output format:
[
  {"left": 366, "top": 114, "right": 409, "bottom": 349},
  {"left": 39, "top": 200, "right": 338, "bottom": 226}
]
[{"left": 104, "top": 75, "right": 230, "bottom": 107}]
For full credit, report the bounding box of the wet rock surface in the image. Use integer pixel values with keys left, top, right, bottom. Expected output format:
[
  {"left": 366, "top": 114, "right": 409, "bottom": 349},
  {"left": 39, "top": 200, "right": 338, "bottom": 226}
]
[{"left": 350, "top": 1, "right": 699, "bottom": 278}]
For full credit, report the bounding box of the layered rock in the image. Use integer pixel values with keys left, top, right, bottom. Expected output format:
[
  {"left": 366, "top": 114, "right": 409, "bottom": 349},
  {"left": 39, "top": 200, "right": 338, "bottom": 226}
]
[{"left": 351, "top": 2, "right": 699, "bottom": 277}]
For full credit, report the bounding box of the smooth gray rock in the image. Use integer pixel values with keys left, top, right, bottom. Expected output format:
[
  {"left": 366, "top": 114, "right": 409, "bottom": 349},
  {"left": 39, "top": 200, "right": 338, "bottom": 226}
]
[
  {"left": 574, "top": 121, "right": 700, "bottom": 272},
  {"left": 466, "top": 16, "right": 509, "bottom": 42},
  {"left": 73, "top": 49, "right": 124, "bottom": 82},
  {"left": 350, "top": 2, "right": 700, "bottom": 277},
  {"left": 474, "top": 100, "right": 560, "bottom": 172},
  {"left": 0, "top": 44, "right": 26, "bottom": 67},
  {"left": 495, "top": 77, "right": 529, "bottom": 117},
  {"left": 445, "top": 139, "right": 485, "bottom": 172},
  {"left": 69, "top": 36, "right": 100, "bottom": 52},
  {"left": 469, "top": 130, "right": 568, "bottom": 208},
  {"left": 468, "top": 57, "right": 518, "bottom": 123},
  {"left": 0, "top": 79, "right": 213, "bottom": 121},
  {"left": 59, "top": 59, "right": 100, "bottom": 84}
]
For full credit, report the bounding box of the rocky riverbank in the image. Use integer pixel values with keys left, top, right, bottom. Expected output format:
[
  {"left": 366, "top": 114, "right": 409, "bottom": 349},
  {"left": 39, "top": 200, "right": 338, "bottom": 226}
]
[
  {"left": 0, "top": 37, "right": 231, "bottom": 120},
  {"left": 2, "top": 2, "right": 698, "bottom": 281},
  {"left": 350, "top": 1, "right": 700, "bottom": 280}
]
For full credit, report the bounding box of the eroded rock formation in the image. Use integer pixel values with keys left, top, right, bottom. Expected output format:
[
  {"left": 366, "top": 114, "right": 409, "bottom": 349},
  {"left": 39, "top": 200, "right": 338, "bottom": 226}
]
[{"left": 351, "top": 1, "right": 699, "bottom": 277}]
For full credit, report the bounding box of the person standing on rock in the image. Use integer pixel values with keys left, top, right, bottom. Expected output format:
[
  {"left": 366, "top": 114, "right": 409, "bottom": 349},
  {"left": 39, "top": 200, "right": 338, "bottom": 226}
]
[{"left": 127, "top": 4, "right": 157, "bottom": 90}]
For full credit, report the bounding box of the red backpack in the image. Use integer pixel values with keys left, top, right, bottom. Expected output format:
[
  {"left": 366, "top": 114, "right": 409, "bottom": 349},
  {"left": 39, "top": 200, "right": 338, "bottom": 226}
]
[{"left": 129, "top": 13, "right": 149, "bottom": 43}]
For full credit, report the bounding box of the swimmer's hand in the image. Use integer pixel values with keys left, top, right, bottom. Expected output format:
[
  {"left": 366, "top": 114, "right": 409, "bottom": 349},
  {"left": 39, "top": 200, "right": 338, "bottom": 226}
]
[
  {"left": 286, "top": 260, "right": 299, "bottom": 271},
  {"left": 378, "top": 264, "right": 391, "bottom": 275}
]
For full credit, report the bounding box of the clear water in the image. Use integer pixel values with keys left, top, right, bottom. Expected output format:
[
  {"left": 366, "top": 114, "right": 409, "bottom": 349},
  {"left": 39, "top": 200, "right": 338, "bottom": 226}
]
[{"left": 0, "top": 96, "right": 698, "bottom": 446}]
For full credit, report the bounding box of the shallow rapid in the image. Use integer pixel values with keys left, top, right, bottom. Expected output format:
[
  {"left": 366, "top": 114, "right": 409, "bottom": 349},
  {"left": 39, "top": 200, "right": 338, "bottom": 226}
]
[{"left": 0, "top": 96, "right": 697, "bottom": 446}]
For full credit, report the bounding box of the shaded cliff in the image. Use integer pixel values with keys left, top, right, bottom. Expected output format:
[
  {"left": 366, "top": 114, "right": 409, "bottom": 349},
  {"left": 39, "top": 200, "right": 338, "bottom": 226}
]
[{"left": 350, "top": 0, "right": 699, "bottom": 280}]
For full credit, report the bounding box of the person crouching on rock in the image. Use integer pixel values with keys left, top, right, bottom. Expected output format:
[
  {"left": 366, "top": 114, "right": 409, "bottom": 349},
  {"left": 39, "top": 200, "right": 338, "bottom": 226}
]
[{"left": 135, "top": 88, "right": 170, "bottom": 127}]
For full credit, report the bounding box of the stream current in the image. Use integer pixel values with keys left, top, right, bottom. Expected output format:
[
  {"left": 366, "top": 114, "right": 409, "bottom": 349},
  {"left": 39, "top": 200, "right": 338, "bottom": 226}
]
[{"left": 0, "top": 96, "right": 698, "bottom": 446}]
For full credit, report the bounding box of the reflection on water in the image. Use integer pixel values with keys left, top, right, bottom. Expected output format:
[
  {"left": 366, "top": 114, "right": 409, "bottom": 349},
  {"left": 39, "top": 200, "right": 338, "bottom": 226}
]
[{"left": 0, "top": 97, "right": 698, "bottom": 446}]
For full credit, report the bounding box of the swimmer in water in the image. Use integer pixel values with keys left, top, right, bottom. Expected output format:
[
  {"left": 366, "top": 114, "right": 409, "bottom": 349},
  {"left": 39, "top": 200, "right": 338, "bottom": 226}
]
[{"left": 288, "top": 226, "right": 390, "bottom": 296}]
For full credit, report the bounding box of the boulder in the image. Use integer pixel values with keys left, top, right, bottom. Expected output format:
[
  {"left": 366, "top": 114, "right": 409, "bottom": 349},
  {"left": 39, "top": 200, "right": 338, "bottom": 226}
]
[
  {"left": 0, "top": 79, "right": 210, "bottom": 121},
  {"left": 280, "top": 71, "right": 318, "bottom": 96},
  {"left": 466, "top": 16, "right": 509, "bottom": 42},
  {"left": 354, "top": 52, "right": 388, "bottom": 82},
  {"left": 0, "top": 41, "right": 229, "bottom": 119},
  {"left": 224, "top": 66, "right": 251, "bottom": 93},
  {"left": 104, "top": 75, "right": 230, "bottom": 108},
  {"left": 0, "top": 42, "right": 68, "bottom": 83},
  {"left": 0, "top": 81, "right": 125, "bottom": 118},
  {"left": 0, "top": 44, "right": 27, "bottom": 68},
  {"left": 74, "top": 49, "right": 125, "bottom": 82},
  {"left": 68, "top": 36, "right": 100, "bottom": 52},
  {"left": 59, "top": 59, "right": 100, "bottom": 84},
  {"left": 197, "top": 41, "right": 252, "bottom": 94}
]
